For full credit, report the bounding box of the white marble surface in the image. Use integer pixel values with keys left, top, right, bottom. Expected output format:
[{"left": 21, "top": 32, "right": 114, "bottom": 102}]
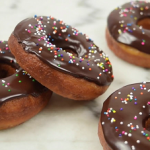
[{"left": 0, "top": 0, "right": 150, "bottom": 150}]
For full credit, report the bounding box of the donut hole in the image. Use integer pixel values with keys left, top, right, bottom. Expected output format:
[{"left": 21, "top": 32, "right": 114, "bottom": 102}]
[
  {"left": 0, "top": 64, "right": 16, "bottom": 79},
  {"left": 137, "top": 18, "right": 150, "bottom": 30},
  {"left": 144, "top": 116, "right": 150, "bottom": 131}
]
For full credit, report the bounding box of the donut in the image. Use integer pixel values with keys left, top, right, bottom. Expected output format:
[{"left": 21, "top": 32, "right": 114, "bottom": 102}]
[
  {"left": 8, "top": 16, "right": 114, "bottom": 100},
  {"left": 106, "top": 1, "right": 150, "bottom": 67},
  {"left": 0, "top": 41, "right": 52, "bottom": 130},
  {"left": 98, "top": 82, "right": 150, "bottom": 150}
]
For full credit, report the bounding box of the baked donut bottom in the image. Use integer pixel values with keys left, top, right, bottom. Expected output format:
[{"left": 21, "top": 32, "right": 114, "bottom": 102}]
[
  {"left": 0, "top": 90, "right": 52, "bottom": 130},
  {"left": 98, "top": 119, "right": 112, "bottom": 150},
  {"left": 8, "top": 34, "right": 109, "bottom": 101},
  {"left": 106, "top": 28, "right": 150, "bottom": 68}
]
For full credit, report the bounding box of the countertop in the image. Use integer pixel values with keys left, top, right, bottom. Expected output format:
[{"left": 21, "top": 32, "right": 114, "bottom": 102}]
[{"left": 0, "top": 0, "right": 150, "bottom": 150}]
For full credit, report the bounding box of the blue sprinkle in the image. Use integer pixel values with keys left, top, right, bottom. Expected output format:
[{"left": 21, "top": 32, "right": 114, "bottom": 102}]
[
  {"left": 34, "top": 15, "right": 37, "bottom": 18},
  {"left": 68, "top": 34, "right": 70, "bottom": 37},
  {"left": 88, "top": 47, "right": 91, "bottom": 49},
  {"left": 127, "top": 23, "right": 132, "bottom": 26}
]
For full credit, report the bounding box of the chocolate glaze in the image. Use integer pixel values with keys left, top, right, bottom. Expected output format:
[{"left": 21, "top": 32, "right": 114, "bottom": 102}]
[
  {"left": 108, "top": 1, "right": 150, "bottom": 54},
  {"left": 101, "top": 82, "right": 150, "bottom": 150},
  {"left": 13, "top": 16, "right": 113, "bottom": 86},
  {"left": 0, "top": 41, "right": 46, "bottom": 105}
]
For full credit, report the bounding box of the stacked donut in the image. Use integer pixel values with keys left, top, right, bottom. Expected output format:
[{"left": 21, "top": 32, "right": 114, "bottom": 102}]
[{"left": 0, "top": 16, "right": 113, "bottom": 129}]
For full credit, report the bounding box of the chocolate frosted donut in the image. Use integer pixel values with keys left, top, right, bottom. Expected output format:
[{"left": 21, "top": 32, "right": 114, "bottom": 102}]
[
  {"left": 106, "top": 1, "right": 150, "bottom": 67},
  {"left": 9, "top": 16, "right": 113, "bottom": 100},
  {"left": 99, "top": 82, "right": 150, "bottom": 150},
  {"left": 0, "top": 41, "right": 52, "bottom": 129}
]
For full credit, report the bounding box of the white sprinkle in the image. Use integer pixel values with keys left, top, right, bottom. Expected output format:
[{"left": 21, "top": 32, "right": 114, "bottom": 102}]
[
  {"left": 82, "top": 67, "right": 85, "bottom": 70},
  {"left": 141, "top": 131, "right": 144, "bottom": 133},
  {"left": 137, "top": 140, "right": 140, "bottom": 143},
  {"left": 120, "top": 122, "right": 123, "bottom": 125},
  {"left": 97, "top": 77, "right": 100, "bottom": 79},
  {"left": 143, "top": 105, "right": 146, "bottom": 108},
  {"left": 140, "top": 12, "right": 143, "bottom": 15},
  {"left": 2, "top": 80, "right": 5, "bottom": 83},
  {"left": 139, "top": 112, "right": 142, "bottom": 115},
  {"left": 128, "top": 133, "right": 132, "bottom": 137},
  {"left": 118, "top": 92, "right": 121, "bottom": 94},
  {"left": 131, "top": 145, "right": 135, "bottom": 150},
  {"left": 102, "top": 122, "right": 105, "bottom": 125},
  {"left": 124, "top": 141, "right": 128, "bottom": 144},
  {"left": 76, "top": 63, "right": 79, "bottom": 66}
]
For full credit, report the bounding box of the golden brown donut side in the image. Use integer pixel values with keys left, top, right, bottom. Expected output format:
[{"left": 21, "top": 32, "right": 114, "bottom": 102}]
[
  {"left": 98, "top": 120, "right": 112, "bottom": 150},
  {"left": 0, "top": 90, "right": 52, "bottom": 130},
  {"left": 106, "top": 28, "right": 150, "bottom": 68},
  {"left": 9, "top": 34, "right": 108, "bottom": 100}
]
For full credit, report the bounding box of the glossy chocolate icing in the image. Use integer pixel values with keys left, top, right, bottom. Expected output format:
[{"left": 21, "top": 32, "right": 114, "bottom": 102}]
[
  {"left": 108, "top": 1, "right": 150, "bottom": 54},
  {"left": 0, "top": 41, "right": 46, "bottom": 105},
  {"left": 13, "top": 16, "right": 113, "bottom": 86},
  {"left": 101, "top": 82, "right": 150, "bottom": 150}
]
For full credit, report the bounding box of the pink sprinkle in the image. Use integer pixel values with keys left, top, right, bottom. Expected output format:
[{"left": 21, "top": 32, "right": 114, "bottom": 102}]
[
  {"left": 6, "top": 47, "right": 9, "bottom": 50},
  {"left": 38, "top": 39, "right": 41, "bottom": 41},
  {"left": 122, "top": 131, "right": 125, "bottom": 134},
  {"left": 147, "top": 102, "right": 150, "bottom": 105},
  {"left": 134, "top": 116, "right": 137, "bottom": 120},
  {"left": 28, "top": 30, "right": 31, "bottom": 33},
  {"left": 141, "top": 42, "right": 145, "bottom": 45},
  {"left": 7, "top": 83, "right": 10, "bottom": 85}
]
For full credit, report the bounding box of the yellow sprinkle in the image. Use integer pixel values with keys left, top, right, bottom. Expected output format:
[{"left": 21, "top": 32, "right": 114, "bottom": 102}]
[
  {"left": 121, "top": 24, "right": 123, "bottom": 27},
  {"left": 113, "top": 110, "right": 116, "bottom": 113},
  {"left": 134, "top": 17, "right": 137, "bottom": 20},
  {"left": 118, "top": 29, "right": 122, "bottom": 34},
  {"left": 140, "top": 7, "right": 144, "bottom": 10}
]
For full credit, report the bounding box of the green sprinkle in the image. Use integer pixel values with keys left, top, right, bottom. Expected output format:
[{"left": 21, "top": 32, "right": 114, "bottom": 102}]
[
  {"left": 2, "top": 84, "right": 5, "bottom": 86},
  {"left": 58, "top": 54, "right": 61, "bottom": 57},
  {"left": 146, "top": 134, "right": 149, "bottom": 137},
  {"left": 8, "top": 89, "right": 11, "bottom": 92},
  {"left": 16, "top": 74, "right": 18, "bottom": 76},
  {"left": 48, "top": 48, "right": 50, "bottom": 51},
  {"left": 58, "top": 64, "right": 60, "bottom": 67},
  {"left": 19, "top": 80, "right": 22, "bottom": 83},
  {"left": 32, "top": 79, "right": 35, "bottom": 82}
]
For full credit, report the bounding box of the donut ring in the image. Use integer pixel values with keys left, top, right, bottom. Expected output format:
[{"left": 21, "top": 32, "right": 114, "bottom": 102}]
[
  {"left": 99, "top": 82, "right": 150, "bottom": 150},
  {"left": 106, "top": 1, "right": 150, "bottom": 67},
  {"left": 8, "top": 16, "right": 113, "bottom": 100},
  {"left": 0, "top": 41, "right": 52, "bottom": 130}
]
